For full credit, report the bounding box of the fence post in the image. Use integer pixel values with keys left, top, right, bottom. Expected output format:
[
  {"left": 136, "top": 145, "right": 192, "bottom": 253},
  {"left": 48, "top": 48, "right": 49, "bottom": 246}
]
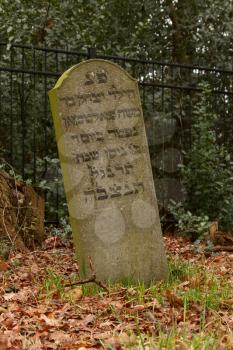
[{"left": 87, "top": 47, "right": 97, "bottom": 59}]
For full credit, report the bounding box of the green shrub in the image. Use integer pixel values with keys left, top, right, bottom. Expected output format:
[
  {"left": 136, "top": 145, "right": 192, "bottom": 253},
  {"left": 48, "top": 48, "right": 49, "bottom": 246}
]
[{"left": 171, "top": 82, "right": 233, "bottom": 234}]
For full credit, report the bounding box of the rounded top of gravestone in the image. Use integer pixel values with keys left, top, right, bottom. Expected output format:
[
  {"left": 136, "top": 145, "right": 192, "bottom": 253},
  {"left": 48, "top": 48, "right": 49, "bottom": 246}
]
[{"left": 50, "top": 59, "right": 138, "bottom": 93}]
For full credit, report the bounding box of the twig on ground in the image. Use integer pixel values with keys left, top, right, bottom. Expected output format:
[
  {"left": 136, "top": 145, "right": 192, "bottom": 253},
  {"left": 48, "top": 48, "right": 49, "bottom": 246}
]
[
  {"left": 210, "top": 245, "right": 233, "bottom": 252},
  {"left": 64, "top": 256, "right": 109, "bottom": 293}
]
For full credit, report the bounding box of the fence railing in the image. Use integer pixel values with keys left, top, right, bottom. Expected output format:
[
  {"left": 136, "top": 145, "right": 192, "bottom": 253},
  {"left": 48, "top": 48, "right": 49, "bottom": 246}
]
[{"left": 0, "top": 43, "right": 233, "bottom": 223}]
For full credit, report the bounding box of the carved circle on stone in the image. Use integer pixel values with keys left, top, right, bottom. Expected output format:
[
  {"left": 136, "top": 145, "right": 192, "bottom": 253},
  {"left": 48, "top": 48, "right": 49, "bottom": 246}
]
[
  {"left": 95, "top": 206, "right": 125, "bottom": 244},
  {"left": 69, "top": 192, "right": 95, "bottom": 220},
  {"left": 131, "top": 199, "right": 157, "bottom": 229}
]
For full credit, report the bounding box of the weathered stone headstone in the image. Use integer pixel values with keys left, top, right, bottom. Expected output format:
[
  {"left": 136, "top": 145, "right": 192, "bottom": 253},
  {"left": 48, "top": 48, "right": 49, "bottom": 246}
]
[{"left": 49, "top": 60, "right": 167, "bottom": 284}]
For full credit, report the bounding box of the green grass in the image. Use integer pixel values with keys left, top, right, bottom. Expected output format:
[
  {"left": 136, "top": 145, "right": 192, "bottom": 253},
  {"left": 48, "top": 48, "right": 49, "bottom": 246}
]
[
  {"left": 82, "top": 283, "right": 102, "bottom": 296},
  {"left": 40, "top": 270, "right": 65, "bottom": 298},
  {"left": 100, "top": 330, "right": 224, "bottom": 350},
  {"left": 38, "top": 258, "right": 232, "bottom": 350},
  {"left": 40, "top": 270, "right": 105, "bottom": 298}
]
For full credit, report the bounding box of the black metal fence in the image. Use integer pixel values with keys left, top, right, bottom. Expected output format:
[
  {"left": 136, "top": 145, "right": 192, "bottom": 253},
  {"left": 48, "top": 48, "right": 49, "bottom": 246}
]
[{"left": 0, "top": 43, "right": 233, "bottom": 223}]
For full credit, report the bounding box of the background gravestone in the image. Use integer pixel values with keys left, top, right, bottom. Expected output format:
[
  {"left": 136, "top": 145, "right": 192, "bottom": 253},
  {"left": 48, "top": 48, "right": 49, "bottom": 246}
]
[{"left": 49, "top": 59, "right": 167, "bottom": 284}]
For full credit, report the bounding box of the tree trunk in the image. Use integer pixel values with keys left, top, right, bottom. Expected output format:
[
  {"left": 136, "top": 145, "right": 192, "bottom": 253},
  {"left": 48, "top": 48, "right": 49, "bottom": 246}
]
[{"left": 0, "top": 171, "right": 45, "bottom": 251}]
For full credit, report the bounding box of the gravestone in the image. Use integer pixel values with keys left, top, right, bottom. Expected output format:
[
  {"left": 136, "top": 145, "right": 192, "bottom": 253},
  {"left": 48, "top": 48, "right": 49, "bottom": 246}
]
[{"left": 49, "top": 60, "right": 167, "bottom": 284}]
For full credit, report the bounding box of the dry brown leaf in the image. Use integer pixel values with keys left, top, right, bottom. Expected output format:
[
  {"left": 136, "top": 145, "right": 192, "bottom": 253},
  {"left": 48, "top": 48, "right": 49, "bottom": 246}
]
[
  {"left": 218, "top": 333, "right": 233, "bottom": 349},
  {"left": 99, "top": 320, "right": 114, "bottom": 328},
  {"left": 3, "top": 287, "right": 36, "bottom": 303},
  {"left": 127, "top": 287, "right": 137, "bottom": 296},
  {"left": 94, "top": 331, "right": 112, "bottom": 340},
  {"left": 132, "top": 304, "right": 145, "bottom": 311},
  {"left": 221, "top": 298, "right": 233, "bottom": 307},
  {"left": 29, "top": 263, "right": 40, "bottom": 274},
  {"left": 109, "top": 300, "right": 124, "bottom": 310},
  {"left": 145, "top": 311, "right": 156, "bottom": 322},
  {"left": 50, "top": 331, "right": 72, "bottom": 344},
  {"left": 65, "top": 287, "right": 82, "bottom": 302},
  {"left": 3, "top": 292, "right": 16, "bottom": 301},
  {"left": 209, "top": 221, "right": 218, "bottom": 241},
  {"left": 104, "top": 336, "right": 122, "bottom": 350},
  {"left": 0, "top": 307, "right": 7, "bottom": 314},
  {"left": 0, "top": 335, "right": 10, "bottom": 350},
  {"left": 104, "top": 332, "right": 136, "bottom": 350},
  {"left": 82, "top": 314, "right": 96, "bottom": 326},
  {"left": 0, "top": 261, "right": 9, "bottom": 271},
  {"left": 165, "top": 290, "right": 183, "bottom": 307},
  {"left": 145, "top": 298, "right": 161, "bottom": 309},
  {"left": 24, "top": 337, "right": 42, "bottom": 350},
  {"left": 76, "top": 340, "right": 90, "bottom": 349},
  {"left": 189, "top": 275, "right": 203, "bottom": 288},
  {"left": 118, "top": 332, "right": 136, "bottom": 346},
  {"left": 175, "top": 339, "right": 191, "bottom": 350},
  {"left": 40, "top": 314, "right": 61, "bottom": 327}
]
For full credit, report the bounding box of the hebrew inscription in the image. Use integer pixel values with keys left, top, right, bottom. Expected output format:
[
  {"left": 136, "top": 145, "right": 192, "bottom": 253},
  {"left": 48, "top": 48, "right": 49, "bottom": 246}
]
[{"left": 49, "top": 59, "right": 167, "bottom": 284}]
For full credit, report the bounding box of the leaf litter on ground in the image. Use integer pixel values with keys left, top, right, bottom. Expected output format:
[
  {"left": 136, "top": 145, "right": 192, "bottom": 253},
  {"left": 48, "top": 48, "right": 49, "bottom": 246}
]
[{"left": 0, "top": 234, "right": 232, "bottom": 349}]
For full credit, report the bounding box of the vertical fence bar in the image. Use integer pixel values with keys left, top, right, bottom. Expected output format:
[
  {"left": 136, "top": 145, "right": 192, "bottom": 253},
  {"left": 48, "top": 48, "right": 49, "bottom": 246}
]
[
  {"left": 55, "top": 50, "right": 60, "bottom": 223},
  {"left": 43, "top": 49, "right": 48, "bottom": 218},
  {"left": 44, "top": 50, "right": 48, "bottom": 173},
  {"left": 152, "top": 63, "right": 155, "bottom": 154},
  {"left": 21, "top": 46, "right": 25, "bottom": 178},
  {"left": 170, "top": 66, "right": 174, "bottom": 172},
  {"left": 88, "top": 47, "right": 96, "bottom": 59},
  {"left": 33, "top": 48, "right": 36, "bottom": 183},
  {"left": 10, "top": 49, "right": 13, "bottom": 165},
  {"left": 161, "top": 65, "right": 165, "bottom": 188}
]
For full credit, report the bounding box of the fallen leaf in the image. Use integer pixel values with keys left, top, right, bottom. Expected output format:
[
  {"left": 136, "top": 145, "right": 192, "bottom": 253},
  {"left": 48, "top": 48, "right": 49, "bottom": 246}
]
[
  {"left": 127, "top": 287, "right": 136, "bottom": 296},
  {"left": 3, "top": 292, "right": 16, "bottom": 301},
  {"left": 175, "top": 339, "right": 191, "bottom": 350},
  {"left": 221, "top": 298, "right": 233, "bottom": 308},
  {"left": 118, "top": 332, "right": 136, "bottom": 346},
  {"left": 109, "top": 300, "right": 124, "bottom": 310},
  {"left": 104, "top": 333, "right": 136, "bottom": 350},
  {"left": 99, "top": 320, "right": 114, "bottom": 328},
  {"left": 209, "top": 221, "right": 218, "bottom": 241},
  {"left": 189, "top": 275, "right": 203, "bottom": 288},
  {"left": 0, "top": 335, "right": 9, "bottom": 349},
  {"left": 145, "top": 298, "right": 161, "bottom": 309},
  {"left": 104, "top": 336, "right": 122, "bottom": 350},
  {"left": 65, "top": 287, "right": 82, "bottom": 302},
  {"left": 23, "top": 337, "right": 42, "bottom": 350},
  {"left": 82, "top": 314, "right": 96, "bottom": 326},
  {"left": 40, "top": 314, "right": 61, "bottom": 327},
  {"left": 50, "top": 331, "right": 72, "bottom": 344},
  {"left": 165, "top": 290, "right": 183, "bottom": 307},
  {"left": 0, "top": 261, "right": 9, "bottom": 272},
  {"left": 145, "top": 311, "right": 156, "bottom": 322},
  {"left": 132, "top": 304, "right": 145, "bottom": 311},
  {"left": 0, "top": 307, "right": 7, "bottom": 314}
]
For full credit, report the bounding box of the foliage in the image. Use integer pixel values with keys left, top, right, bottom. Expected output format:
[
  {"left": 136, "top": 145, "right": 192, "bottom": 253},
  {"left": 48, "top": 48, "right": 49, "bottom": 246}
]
[
  {"left": 169, "top": 201, "right": 210, "bottom": 238},
  {"left": 0, "top": 0, "right": 232, "bottom": 67},
  {"left": 175, "top": 82, "right": 233, "bottom": 232},
  {"left": 50, "top": 217, "right": 72, "bottom": 238}
]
